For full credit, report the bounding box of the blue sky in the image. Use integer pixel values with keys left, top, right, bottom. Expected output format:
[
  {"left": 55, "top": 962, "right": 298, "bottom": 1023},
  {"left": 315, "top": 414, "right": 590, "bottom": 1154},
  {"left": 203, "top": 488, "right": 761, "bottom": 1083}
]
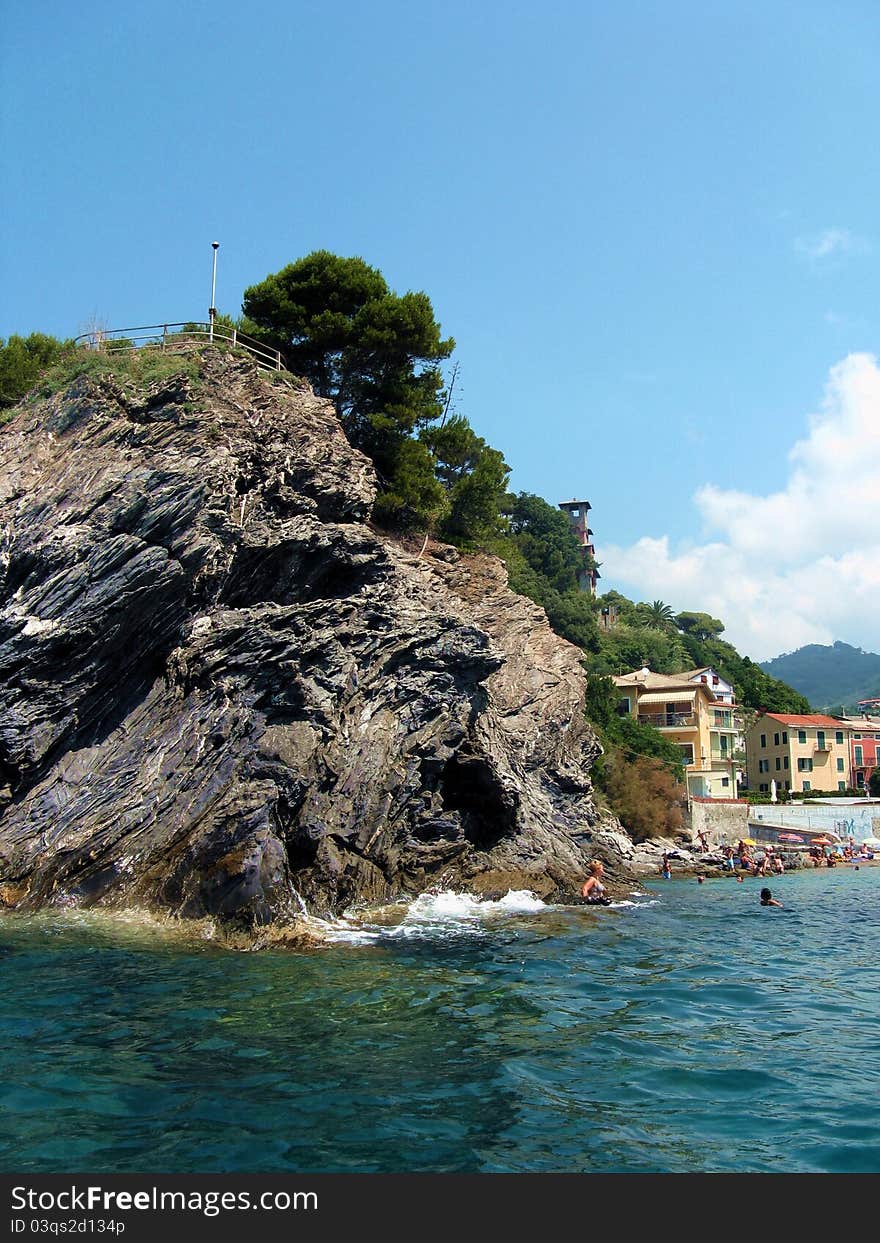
[{"left": 2, "top": 1, "right": 879, "bottom": 659}]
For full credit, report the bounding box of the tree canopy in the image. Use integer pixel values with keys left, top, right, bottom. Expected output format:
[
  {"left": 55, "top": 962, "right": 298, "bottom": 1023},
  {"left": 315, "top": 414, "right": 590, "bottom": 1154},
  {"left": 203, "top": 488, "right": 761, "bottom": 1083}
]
[
  {"left": 242, "top": 252, "right": 455, "bottom": 516},
  {"left": 675, "top": 610, "right": 725, "bottom": 641}
]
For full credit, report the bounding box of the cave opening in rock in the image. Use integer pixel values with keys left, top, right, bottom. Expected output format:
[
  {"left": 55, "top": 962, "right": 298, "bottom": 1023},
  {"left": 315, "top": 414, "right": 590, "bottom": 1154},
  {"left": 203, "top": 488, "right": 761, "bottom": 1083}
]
[{"left": 439, "top": 752, "right": 516, "bottom": 848}]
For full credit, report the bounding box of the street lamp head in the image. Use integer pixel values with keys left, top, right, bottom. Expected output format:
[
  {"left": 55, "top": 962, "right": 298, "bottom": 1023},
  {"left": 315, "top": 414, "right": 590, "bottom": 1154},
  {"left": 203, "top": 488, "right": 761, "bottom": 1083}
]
[{"left": 212, "top": 241, "right": 220, "bottom": 250}]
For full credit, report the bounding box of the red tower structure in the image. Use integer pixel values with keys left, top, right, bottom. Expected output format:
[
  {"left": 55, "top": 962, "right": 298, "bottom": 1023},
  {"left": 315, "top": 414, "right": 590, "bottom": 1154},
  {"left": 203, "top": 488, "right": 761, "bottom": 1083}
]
[{"left": 558, "top": 499, "right": 599, "bottom": 596}]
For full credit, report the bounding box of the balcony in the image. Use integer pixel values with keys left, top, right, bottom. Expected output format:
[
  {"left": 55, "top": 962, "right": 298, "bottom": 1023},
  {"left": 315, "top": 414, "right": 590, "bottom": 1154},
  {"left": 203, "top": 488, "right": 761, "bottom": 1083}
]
[{"left": 638, "top": 712, "right": 696, "bottom": 729}]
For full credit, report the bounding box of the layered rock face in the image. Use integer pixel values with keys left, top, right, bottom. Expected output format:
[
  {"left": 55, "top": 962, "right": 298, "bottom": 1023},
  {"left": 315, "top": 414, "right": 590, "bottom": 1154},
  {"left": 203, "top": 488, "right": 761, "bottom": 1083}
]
[{"left": 0, "top": 352, "right": 623, "bottom": 936}]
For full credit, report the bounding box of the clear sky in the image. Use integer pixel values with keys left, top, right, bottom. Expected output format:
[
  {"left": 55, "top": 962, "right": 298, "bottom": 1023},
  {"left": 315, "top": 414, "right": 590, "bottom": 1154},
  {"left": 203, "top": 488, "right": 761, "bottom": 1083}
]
[{"left": 2, "top": 1, "right": 879, "bottom": 660}]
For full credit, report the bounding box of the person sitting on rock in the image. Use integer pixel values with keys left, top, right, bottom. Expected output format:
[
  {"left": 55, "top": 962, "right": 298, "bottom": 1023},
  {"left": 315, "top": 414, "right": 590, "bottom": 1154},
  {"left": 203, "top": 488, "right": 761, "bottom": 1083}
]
[{"left": 581, "top": 861, "right": 611, "bottom": 905}]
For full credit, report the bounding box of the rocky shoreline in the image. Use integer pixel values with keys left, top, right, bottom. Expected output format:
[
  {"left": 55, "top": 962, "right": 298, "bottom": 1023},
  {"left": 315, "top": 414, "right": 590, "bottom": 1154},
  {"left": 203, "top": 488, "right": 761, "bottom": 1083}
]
[{"left": 0, "top": 351, "right": 637, "bottom": 943}]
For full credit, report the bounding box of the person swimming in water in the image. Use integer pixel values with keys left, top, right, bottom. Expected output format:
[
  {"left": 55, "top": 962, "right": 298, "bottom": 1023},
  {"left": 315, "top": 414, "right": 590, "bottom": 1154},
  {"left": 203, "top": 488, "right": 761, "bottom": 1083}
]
[
  {"left": 581, "top": 861, "right": 611, "bottom": 905},
  {"left": 760, "top": 888, "right": 783, "bottom": 907}
]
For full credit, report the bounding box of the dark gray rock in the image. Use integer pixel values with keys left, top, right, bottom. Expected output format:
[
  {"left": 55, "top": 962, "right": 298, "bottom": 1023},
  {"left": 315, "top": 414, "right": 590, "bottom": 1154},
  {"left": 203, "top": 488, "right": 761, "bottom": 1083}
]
[{"left": 0, "top": 351, "right": 629, "bottom": 938}]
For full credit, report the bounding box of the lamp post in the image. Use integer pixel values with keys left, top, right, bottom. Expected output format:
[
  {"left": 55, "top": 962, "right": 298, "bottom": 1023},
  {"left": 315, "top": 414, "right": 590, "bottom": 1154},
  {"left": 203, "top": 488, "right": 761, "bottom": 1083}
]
[{"left": 209, "top": 241, "right": 219, "bottom": 342}]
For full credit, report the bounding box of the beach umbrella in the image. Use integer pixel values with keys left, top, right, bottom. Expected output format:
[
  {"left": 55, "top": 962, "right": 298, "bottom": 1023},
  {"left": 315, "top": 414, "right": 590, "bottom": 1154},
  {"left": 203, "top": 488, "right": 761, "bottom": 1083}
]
[
  {"left": 778, "top": 833, "right": 804, "bottom": 842},
  {"left": 742, "top": 838, "right": 757, "bottom": 846},
  {"left": 810, "top": 836, "right": 833, "bottom": 846}
]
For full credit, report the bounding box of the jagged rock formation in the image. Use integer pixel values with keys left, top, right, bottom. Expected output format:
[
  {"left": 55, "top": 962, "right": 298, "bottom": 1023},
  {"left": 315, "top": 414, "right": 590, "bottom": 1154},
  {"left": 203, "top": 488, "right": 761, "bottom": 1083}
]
[{"left": 0, "top": 351, "right": 629, "bottom": 938}]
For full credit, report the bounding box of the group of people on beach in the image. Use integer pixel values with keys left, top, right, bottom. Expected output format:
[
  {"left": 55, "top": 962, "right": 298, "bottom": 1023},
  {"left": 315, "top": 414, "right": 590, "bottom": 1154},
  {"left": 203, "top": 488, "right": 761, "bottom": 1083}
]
[
  {"left": 729, "top": 840, "right": 785, "bottom": 876},
  {"left": 581, "top": 830, "right": 875, "bottom": 912},
  {"left": 806, "top": 839, "right": 874, "bottom": 867}
]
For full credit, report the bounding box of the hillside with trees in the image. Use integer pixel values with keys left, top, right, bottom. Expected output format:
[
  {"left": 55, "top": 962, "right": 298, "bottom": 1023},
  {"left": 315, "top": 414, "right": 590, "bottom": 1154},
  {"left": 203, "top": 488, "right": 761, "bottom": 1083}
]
[{"left": 760, "top": 641, "right": 880, "bottom": 712}]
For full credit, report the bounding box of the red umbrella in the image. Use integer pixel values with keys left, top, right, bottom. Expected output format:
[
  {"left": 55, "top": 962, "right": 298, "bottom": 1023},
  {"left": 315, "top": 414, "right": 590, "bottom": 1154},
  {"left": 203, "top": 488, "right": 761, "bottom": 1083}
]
[{"left": 778, "top": 833, "right": 804, "bottom": 842}]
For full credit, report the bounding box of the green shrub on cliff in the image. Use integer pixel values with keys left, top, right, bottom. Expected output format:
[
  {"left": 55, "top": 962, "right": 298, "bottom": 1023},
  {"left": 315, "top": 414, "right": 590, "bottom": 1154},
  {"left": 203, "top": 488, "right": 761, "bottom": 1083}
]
[
  {"left": 1, "top": 333, "right": 70, "bottom": 413},
  {"left": 425, "top": 415, "right": 510, "bottom": 544}
]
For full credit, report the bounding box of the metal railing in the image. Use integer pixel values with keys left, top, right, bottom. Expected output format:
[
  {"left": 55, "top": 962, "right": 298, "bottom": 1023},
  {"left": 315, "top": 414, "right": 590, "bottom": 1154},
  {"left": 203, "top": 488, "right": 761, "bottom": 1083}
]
[
  {"left": 72, "top": 322, "right": 290, "bottom": 376},
  {"left": 638, "top": 712, "right": 696, "bottom": 729}
]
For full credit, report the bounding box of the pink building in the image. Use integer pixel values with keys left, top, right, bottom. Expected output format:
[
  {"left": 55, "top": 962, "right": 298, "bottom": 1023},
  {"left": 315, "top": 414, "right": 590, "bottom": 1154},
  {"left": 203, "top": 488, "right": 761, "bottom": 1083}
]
[{"left": 839, "top": 716, "right": 880, "bottom": 788}]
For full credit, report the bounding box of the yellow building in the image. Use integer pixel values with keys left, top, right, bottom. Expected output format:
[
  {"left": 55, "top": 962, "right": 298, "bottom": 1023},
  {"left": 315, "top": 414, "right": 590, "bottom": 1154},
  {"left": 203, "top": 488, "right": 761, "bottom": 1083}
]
[
  {"left": 612, "top": 668, "right": 738, "bottom": 799},
  {"left": 744, "top": 713, "right": 852, "bottom": 794}
]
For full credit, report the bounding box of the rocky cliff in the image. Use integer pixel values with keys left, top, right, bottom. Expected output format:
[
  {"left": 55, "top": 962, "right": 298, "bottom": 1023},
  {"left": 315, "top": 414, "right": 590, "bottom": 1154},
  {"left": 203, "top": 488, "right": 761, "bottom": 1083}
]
[{"left": 0, "top": 350, "right": 629, "bottom": 940}]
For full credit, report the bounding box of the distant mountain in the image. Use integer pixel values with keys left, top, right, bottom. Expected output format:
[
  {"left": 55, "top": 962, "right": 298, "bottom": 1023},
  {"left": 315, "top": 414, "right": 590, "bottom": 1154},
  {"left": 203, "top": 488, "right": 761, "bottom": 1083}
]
[{"left": 759, "top": 642, "right": 880, "bottom": 711}]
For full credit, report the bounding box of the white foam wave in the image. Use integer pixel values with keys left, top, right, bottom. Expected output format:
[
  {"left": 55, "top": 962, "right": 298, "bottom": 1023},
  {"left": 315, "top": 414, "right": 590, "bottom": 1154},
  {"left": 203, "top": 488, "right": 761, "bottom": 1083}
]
[
  {"left": 402, "top": 889, "right": 548, "bottom": 925},
  {"left": 304, "top": 916, "right": 382, "bottom": 946},
  {"left": 308, "top": 889, "right": 550, "bottom": 944}
]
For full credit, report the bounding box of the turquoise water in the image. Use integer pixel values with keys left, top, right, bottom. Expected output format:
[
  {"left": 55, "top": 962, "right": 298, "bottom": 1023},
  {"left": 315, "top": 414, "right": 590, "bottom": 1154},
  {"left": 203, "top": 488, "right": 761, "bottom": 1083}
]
[{"left": 2, "top": 867, "right": 879, "bottom": 1173}]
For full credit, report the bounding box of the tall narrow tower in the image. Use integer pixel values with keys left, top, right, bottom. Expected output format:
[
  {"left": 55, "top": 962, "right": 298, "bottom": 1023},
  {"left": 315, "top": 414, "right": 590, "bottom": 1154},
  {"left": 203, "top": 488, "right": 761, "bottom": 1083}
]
[{"left": 558, "top": 499, "right": 599, "bottom": 596}]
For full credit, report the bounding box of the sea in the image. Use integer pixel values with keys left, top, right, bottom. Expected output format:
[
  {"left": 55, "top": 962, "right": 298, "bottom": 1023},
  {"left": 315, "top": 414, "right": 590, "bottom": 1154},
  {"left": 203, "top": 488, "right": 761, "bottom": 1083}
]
[{"left": 2, "top": 865, "right": 879, "bottom": 1174}]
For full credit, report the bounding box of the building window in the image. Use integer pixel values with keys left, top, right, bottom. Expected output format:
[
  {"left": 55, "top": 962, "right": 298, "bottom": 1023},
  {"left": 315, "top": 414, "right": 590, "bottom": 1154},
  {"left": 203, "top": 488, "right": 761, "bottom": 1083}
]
[
  {"left": 782, "top": 732, "right": 788, "bottom": 743},
  {"left": 803, "top": 780, "right": 811, "bottom": 791},
  {"left": 855, "top": 746, "right": 863, "bottom": 766},
  {"left": 817, "top": 730, "right": 826, "bottom": 749},
  {"left": 783, "top": 757, "right": 789, "bottom": 769},
  {"left": 838, "top": 781, "right": 846, "bottom": 791},
  {"left": 775, "top": 758, "right": 781, "bottom": 770},
  {"left": 784, "top": 780, "right": 790, "bottom": 790},
  {"left": 759, "top": 783, "right": 769, "bottom": 792},
  {"left": 797, "top": 758, "right": 813, "bottom": 772},
  {"left": 758, "top": 759, "right": 769, "bottom": 773},
  {"left": 678, "top": 744, "right": 694, "bottom": 765},
  {"left": 837, "top": 758, "right": 845, "bottom": 772},
  {"left": 798, "top": 730, "right": 807, "bottom": 744},
  {"left": 721, "top": 777, "right": 729, "bottom": 787},
  {"left": 836, "top": 731, "right": 844, "bottom": 744},
  {"left": 760, "top": 734, "right": 766, "bottom": 748},
  {"left": 854, "top": 733, "right": 862, "bottom": 740},
  {"left": 617, "top": 698, "right": 631, "bottom": 716},
  {"left": 774, "top": 732, "right": 780, "bottom": 745}
]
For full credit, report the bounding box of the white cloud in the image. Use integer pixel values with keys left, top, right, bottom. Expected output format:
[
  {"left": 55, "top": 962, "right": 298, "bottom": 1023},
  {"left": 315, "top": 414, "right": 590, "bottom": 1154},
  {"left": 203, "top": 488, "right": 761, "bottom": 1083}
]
[
  {"left": 794, "top": 227, "right": 869, "bottom": 261},
  {"left": 601, "top": 353, "right": 880, "bottom": 661}
]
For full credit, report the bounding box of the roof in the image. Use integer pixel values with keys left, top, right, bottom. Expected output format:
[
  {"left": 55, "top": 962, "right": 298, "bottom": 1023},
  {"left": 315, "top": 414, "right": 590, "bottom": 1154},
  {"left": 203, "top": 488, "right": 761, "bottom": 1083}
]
[
  {"left": 680, "top": 666, "right": 731, "bottom": 683},
  {"left": 837, "top": 717, "right": 880, "bottom": 729},
  {"left": 760, "top": 713, "right": 847, "bottom": 728},
  {"left": 613, "top": 670, "right": 717, "bottom": 699}
]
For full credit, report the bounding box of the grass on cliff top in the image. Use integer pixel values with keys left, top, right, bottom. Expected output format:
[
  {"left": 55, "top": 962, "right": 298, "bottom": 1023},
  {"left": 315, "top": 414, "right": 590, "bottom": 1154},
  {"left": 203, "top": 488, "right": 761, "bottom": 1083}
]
[
  {"left": 0, "top": 345, "right": 294, "bottom": 429},
  {"left": 34, "top": 345, "right": 205, "bottom": 401}
]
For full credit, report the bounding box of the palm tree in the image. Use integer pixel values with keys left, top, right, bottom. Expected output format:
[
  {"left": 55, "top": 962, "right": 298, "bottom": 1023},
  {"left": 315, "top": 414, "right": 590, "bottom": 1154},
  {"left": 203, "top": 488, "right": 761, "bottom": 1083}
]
[{"left": 646, "top": 600, "right": 675, "bottom": 630}]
